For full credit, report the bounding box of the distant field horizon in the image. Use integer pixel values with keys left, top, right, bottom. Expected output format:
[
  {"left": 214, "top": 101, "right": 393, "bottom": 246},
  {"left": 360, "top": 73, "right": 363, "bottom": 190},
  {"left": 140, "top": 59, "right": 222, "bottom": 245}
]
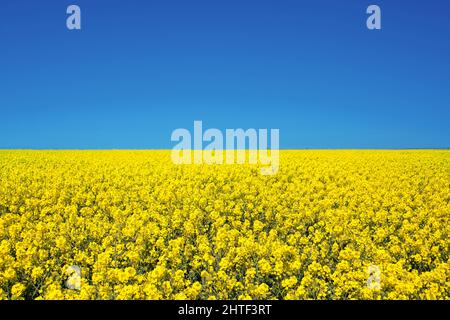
[{"left": 1, "top": 148, "right": 449, "bottom": 151}]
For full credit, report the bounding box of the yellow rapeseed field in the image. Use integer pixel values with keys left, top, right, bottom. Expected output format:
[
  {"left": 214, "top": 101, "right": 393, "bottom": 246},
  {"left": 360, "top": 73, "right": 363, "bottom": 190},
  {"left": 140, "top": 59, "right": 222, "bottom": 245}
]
[{"left": 0, "top": 150, "right": 449, "bottom": 300}]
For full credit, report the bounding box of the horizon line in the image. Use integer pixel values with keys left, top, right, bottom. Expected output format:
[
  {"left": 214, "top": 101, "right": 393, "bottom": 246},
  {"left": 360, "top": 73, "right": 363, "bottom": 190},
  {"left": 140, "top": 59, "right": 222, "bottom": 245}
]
[{"left": 0, "top": 148, "right": 449, "bottom": 151}]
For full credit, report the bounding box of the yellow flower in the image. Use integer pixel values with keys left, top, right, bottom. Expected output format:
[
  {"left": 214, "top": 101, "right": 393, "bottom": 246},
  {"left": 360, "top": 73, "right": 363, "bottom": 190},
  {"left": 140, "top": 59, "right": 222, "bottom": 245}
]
[
  {"left": 282, "top": 276, "right": 298, "bottom": 289},
  {"left": 0, "top": 150, "right": 448, "bottom": 300},
  {"left": 11, "top": 283, "right": 26, "bottom": 299}
]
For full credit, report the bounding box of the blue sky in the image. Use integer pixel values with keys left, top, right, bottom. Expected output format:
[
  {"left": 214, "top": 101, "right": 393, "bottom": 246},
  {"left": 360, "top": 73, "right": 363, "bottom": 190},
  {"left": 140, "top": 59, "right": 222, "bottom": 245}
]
[{"left": 0, "top": 0, "right": 449, "bottom": 149}]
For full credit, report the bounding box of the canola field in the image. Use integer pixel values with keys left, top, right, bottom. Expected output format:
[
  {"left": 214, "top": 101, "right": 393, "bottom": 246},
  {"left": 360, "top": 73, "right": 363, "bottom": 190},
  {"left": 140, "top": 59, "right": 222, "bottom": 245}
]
[{"left": 0, "top": 150, "right": 449, "bottom": 300}]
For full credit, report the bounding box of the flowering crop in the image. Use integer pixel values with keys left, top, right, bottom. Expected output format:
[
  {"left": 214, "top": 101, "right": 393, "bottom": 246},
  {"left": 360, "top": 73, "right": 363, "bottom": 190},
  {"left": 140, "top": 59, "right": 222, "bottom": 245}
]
[{"left": 0, "top": 150, "right": 449, "bottom": 300}]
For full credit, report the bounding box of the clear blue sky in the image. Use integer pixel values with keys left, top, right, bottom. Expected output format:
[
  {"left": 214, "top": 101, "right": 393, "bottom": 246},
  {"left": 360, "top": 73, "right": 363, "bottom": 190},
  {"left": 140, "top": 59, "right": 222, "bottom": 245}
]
[{"left": 1, "top": 0, "right": 449, "bottom": 149}]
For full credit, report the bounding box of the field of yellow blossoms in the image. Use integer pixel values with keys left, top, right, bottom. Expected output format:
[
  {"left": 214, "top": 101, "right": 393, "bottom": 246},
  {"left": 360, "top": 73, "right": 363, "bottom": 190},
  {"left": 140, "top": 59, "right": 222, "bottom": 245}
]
[{"left": 0, "top": 150, "right": 449, "bottom": 300}]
